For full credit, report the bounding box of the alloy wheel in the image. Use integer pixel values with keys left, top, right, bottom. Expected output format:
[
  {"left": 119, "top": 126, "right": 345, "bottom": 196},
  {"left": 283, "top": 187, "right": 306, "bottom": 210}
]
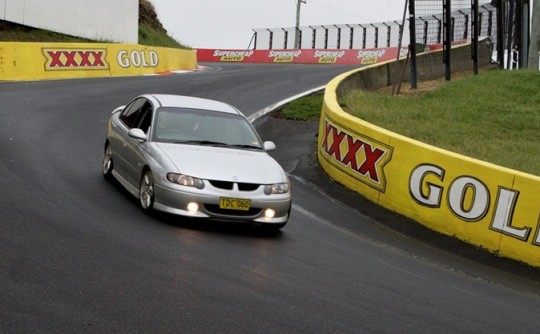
[{"left": 139, "top": 170, "right": 154, "bottom": 210}]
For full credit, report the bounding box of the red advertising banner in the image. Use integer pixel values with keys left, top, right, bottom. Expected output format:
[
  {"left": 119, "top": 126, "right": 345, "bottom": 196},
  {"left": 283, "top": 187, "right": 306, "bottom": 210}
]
[{"left": 196, "top": 47, "right": 408, "bottom": 65}]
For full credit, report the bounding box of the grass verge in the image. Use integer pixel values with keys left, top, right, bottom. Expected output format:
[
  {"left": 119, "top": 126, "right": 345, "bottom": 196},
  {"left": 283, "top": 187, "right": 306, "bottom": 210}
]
[{"left": 277, "top": 91, "right": 325, "bottom": 121}]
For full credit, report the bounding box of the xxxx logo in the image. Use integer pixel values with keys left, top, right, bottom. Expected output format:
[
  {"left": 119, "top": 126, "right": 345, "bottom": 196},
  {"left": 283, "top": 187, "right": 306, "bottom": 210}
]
[
  {"left": 42, "top": 48, "right": 109, "bottom": 71},
  {"left": 321, "top": 117, "right": 393, "bottom": 191}
]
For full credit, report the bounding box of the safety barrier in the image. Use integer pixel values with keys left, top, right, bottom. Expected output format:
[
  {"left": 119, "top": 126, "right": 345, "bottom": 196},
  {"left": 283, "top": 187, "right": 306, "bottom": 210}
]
[
  {"left": 0, "top": 42, "right": 197, "bottom": 81},
  {"left": 318, "top": 42, "right": 540, "bottom": 268}
]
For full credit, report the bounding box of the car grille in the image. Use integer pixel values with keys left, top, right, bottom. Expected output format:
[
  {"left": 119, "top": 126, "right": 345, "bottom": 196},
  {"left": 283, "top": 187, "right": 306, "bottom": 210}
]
[
  {"left": 204, "top": 205, "right": 262, "bottom": 217},
  {"left": 209, "top": 180, "right": 260, "bottom": 191}
]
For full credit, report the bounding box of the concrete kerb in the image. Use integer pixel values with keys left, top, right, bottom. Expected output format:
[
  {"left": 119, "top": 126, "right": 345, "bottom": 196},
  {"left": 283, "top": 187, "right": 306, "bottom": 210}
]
[{"left": 248, "top": 85, "right": 326, "bottom": 123}]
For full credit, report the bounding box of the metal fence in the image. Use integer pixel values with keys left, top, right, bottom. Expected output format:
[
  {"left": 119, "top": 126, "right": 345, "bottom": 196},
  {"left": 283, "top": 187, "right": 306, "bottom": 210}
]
[
  {"left": 413, "top": 1, "right": 498, "bottom": 45},
  {"left": 250, "top": 1, "right": 497, "bottom": 51}
]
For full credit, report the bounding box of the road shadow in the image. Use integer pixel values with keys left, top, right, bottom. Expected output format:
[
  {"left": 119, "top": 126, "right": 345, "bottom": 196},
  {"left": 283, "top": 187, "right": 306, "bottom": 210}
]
[{"left": 152, "top": 211, "right": 286, "bottom": 239}]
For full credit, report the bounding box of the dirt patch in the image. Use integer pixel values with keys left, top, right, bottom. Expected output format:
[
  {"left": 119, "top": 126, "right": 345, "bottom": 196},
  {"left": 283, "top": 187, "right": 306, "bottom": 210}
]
[{"left": 377, "top": 66, "right": 499, "bottom": 96}]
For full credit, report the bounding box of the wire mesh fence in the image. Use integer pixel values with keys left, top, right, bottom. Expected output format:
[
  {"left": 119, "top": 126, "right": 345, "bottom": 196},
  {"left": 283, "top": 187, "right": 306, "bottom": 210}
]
[
  {"left": 249, "top": 1, "right": 535, "bottom": 72},
  {"left": 251, "top": 0, "right": 497, "bottom": 52},
  {"left": 413, "top": 0, "right": 498, "bottom": 44}
]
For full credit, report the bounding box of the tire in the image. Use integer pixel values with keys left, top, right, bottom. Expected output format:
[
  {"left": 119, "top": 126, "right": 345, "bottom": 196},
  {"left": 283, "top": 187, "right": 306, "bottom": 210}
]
[
  {"left": 139, "top": 170, "right": 155, "bottom": 212},
  {"left": 264, "top": 222, "right": 287, "bottom": 230},
  {"left": 102, "top": 144, "right": 114, "bottom": 180}
]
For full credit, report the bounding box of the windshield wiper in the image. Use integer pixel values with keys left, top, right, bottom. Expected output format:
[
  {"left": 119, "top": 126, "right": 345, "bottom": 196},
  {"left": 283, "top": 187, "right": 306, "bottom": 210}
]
[
  {"left": 231, "top": 144, "right": 263, "bottom": 150},
  {"left": 173, "top": 140, "right": 229, "bottom": 147}
]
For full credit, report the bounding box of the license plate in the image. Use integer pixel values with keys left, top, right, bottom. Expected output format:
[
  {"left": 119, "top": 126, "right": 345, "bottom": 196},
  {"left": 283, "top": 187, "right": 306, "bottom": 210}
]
[{"left": 219, "top": 198, "right": 251, "bottom": 211}]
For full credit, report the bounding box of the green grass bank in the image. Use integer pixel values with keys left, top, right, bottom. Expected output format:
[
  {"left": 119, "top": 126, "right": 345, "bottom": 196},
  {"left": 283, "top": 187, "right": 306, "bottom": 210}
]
[{"left": 280, "top": 69, "right": 540, "bottom": 175}]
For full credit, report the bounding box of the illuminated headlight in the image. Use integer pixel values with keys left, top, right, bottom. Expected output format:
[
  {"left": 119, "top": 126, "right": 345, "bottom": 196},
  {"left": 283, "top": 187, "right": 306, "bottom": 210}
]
[
  {"left": 264, "top": 182, "right": 290, "bottom": 195},
  {"left": 167, "top": 173, "right": 205, "bottom": 189}
]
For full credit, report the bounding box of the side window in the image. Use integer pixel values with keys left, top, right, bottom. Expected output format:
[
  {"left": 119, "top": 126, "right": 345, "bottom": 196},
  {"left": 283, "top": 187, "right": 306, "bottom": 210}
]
[
  {"left": 119, "top": 98, "right": 147, "bottom": 129},
  {"left": 138, "top": 102, "right": 153, "bottom": 134}
]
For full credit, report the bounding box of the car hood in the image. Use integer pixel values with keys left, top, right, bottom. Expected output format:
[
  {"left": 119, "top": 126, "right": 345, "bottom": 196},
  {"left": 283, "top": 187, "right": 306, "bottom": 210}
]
[{"left": 154, "top": 143, "right": 287, "bottom": 183}]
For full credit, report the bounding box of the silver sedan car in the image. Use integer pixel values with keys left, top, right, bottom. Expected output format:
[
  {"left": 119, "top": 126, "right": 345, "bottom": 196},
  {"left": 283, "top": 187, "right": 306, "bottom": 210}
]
[{"left": 102, "top": 94, "right": 291, "bottom": 229}]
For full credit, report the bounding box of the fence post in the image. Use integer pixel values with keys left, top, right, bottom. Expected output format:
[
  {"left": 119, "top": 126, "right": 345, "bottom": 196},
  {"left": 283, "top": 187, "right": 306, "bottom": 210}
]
[
  {"left": 459, "top": 10, "right": 469, "bottom": 40},
  {"left": 444, "top": 0, "right": 452, "bottom": 80},
  {"left": 409, "top": 0, "right": 418, "bottom": 89},
  {"left": 267, "top": 29, "right": 274, "bottom": 50},
  {"left": 360, "top": 24, "right": 367, "bottom": 49},
  {"left": 529, "top": 0, "right": 540, "bottom": 68},
  {"left": 310, "top": 26, "right": 317, "bottom": 49},
  {"left": 383, "top": 22, "right": 391, "bottom": 47},
  {"left": 347, "top": 24, "right": 354, "bottom": 49},
  {"left": 472, "top": 0, "right": 479, "bottom": 74},
  {"left": 519, "top": 0, "right": 530, "bottom": 68},
  {"left": 335, "top": 25, "right": 342, "bottom": 49},
  {"left": 253, "top": 31, "right": 258, "bottom": 50},
  {"left": 507, "top": 0, "right": 516, "bottom": 68},
  {"left": 323, "top": 26, "right": 329, "bottom": 49},
  {"left": 372, "top": 24, "right": 379, "bottom": 48},
  {"left": 420, "top": 18, "right": 429, "bottom": 45},
  {"left": 483, "top": 5, "right": 493, "bottom": 38},
  {"left": 497, "top": 0, "right": 505, "bottom": 68}
]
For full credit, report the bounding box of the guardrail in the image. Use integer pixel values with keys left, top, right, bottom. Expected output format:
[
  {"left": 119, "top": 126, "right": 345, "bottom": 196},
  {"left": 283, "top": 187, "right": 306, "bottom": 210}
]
[
  {"left": 0, "top": 42, "right": 197, "bottom": 81},
  {"left": 318, "top": 40, "right": 540, "bottom": 268}
]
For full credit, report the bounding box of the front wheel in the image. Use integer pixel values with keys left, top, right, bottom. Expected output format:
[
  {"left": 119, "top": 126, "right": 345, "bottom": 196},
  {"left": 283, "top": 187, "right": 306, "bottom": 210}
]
[
  {"left": 102, "top": 144, "right": 114, "bottom": 180},
  {"left": 139, "top": 170, "right": 155, "bottom": 212},
  {"left": 260, "top": 222, "right": 287, "bottom": 232}
]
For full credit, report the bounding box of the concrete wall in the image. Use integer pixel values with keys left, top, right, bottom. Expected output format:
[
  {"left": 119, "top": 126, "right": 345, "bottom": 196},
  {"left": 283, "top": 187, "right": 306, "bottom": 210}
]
[
  {"left": 318, "top": 41, "right": 540, "bottom": 268},
  {"left": 0, "top": 42, "right": 197, "bottom": 81},
  {"left": 0, "top": 0, "right": 138, "bottom": 43},
  {"left": 337, "top": 39, "right": 494, "bottom": 95}
]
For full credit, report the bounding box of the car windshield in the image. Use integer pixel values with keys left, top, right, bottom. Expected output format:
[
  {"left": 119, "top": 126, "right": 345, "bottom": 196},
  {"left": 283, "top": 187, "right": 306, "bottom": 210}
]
[{"left": 153, "top": 107, "right": 264, "bottom": 149}]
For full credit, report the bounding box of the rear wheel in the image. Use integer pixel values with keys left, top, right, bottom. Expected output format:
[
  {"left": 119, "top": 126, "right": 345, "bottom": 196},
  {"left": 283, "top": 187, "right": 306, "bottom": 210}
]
[
  {"left": 102, "top": 144, "right": 114, "bottom": 180},
  {"left": 139, "top": 170, "right": 155, "bottom": 211}
]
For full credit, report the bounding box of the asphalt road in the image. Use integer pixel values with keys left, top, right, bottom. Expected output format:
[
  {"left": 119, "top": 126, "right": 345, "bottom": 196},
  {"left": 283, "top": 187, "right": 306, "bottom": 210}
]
[{"left": 1, "top": 63, "right": 539, "bottom": 333}]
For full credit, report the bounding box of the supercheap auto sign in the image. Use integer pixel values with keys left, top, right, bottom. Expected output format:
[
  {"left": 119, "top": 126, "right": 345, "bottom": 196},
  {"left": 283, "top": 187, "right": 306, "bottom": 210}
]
[{"left": 197, "top": 47, "right": 405, "bottom": 65}]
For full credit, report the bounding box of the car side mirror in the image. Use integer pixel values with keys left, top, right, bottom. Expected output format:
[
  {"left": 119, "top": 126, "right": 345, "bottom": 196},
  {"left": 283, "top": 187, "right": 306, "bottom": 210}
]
[
  {"left": 263, "top": 141, "right": 276, "bottom": 151},
  {"left": 128, "top": 128, "right": 147, "bottom": 141}
]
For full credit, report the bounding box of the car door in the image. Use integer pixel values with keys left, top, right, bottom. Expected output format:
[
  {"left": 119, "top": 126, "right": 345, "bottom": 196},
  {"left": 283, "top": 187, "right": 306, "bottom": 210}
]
[
  {"left": 113, "top": 97, "right": 148, "bottom": 185},
  {"left": 121, "top": 99, "right": 154, "bottom": 188}
]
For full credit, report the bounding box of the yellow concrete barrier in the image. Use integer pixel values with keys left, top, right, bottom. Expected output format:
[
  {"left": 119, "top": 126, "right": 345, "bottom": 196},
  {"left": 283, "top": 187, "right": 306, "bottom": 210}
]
[
  {"left": 318, "top": 65, "right": 540, "bottom": 268},
  {"left": 0, "top": 42, "right": 197, "bottom": 81}
]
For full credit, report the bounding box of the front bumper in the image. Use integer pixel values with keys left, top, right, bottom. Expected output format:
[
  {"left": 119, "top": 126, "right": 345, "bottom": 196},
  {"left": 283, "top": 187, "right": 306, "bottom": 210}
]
[{"left": 153, "top": 181, "right": 291, "bottom": 224}]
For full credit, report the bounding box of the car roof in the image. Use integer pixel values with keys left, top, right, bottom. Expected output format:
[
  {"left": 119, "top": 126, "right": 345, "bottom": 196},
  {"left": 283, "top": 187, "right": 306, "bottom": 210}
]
[{"left": 145, "top": 94, "right": 241, "bottom": 115}]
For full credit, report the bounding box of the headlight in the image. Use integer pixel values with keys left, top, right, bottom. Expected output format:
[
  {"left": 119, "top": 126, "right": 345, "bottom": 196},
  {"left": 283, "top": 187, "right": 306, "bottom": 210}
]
[
  {"left": 264, "top": 182, "right": 290, "bottom": 195},
  {"left": 167, "top": 173, "right": 205, "bottom": 189}
]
